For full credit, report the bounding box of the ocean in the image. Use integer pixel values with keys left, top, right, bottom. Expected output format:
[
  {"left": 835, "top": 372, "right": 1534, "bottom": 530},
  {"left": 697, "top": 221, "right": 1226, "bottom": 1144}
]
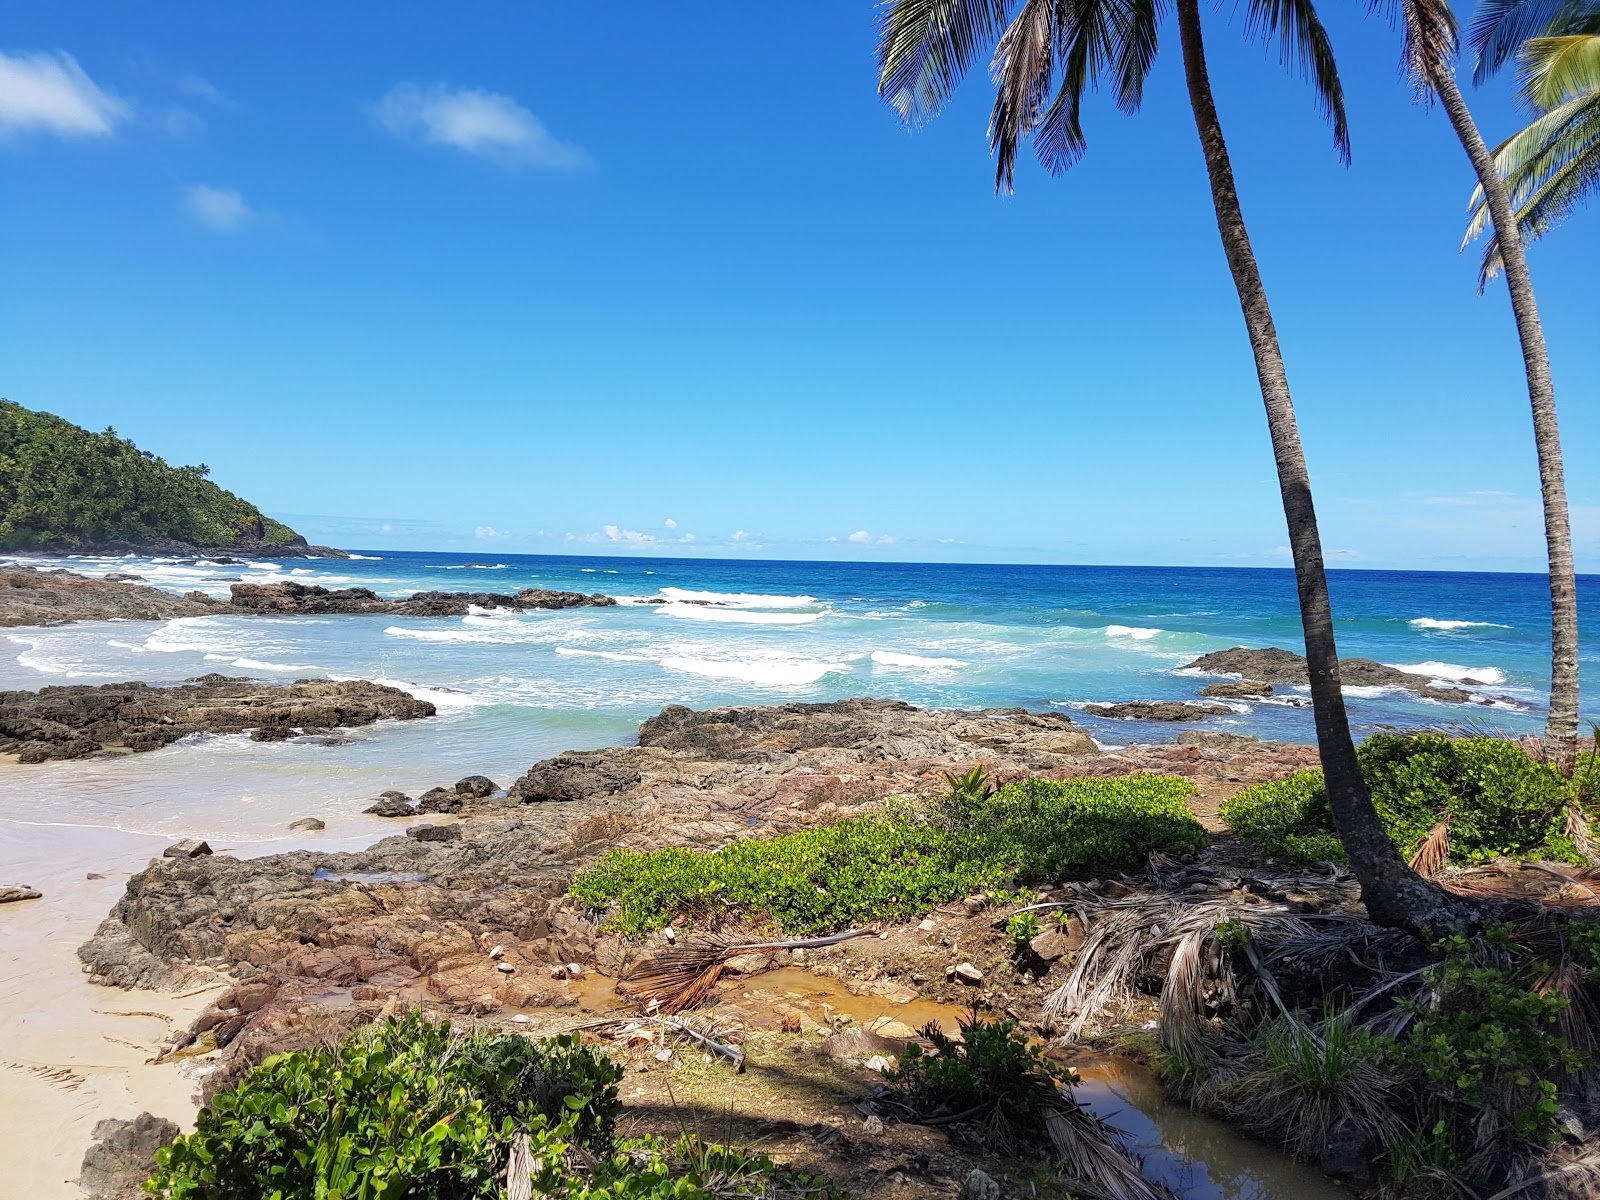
[{"left": 1, "top": 548, "right": 1594, "bottom": 845}]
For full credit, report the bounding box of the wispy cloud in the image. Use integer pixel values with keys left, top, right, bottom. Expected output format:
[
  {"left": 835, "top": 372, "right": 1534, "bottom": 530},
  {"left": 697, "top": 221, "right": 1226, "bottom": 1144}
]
[
  {"left": 370, "top": 83, "right": 588, "bottom": 170},
  {"left": 474, "top": 525, "right": 509, "bottom": 540},
  {"left": 0, "top": 51, "right": 128, "bottom": 138},
  {"left": 847, "top": 530, "right": 871, "bottom": 544},
  {"left": 183, "top": 184, "right": 258, "bottom": 232}
]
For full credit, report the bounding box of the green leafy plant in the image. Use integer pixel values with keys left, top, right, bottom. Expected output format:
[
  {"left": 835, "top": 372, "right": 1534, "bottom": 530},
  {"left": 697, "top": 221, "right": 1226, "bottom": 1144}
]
[
  {"left": 572, "top": 775, "right": 1207, "bottom": 936},
  {"left": 1006, "top": 912, "right": 1041, "bottom": 950},
  {"left": 1220, "top": 734, "right": 1581, "bottom": 866},
  {"left": 144, "top": 1014, "right": 843, "bottom": 1200}
]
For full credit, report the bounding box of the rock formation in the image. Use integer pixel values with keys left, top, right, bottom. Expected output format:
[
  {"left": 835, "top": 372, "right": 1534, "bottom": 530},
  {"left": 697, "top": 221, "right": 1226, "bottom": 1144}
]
[
  {"left": 1184, "top": 647, "right": 1474, "bottom": 703},
  {"left": 0, "top": 674, "right": 435, "bottom": 762},
  {"left": 0, "top": 569, "right": 217, "bottom": 627}
]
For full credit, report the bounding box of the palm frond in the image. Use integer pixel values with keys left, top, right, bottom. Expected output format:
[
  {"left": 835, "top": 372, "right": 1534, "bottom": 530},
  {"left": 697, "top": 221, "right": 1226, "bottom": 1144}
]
[
  {"left": 1399, "top": 0, "right": 1461, "bottom": 100},
  {"left": 1465, "top": 91, "right": 1600, "bottom": 283},
  {"left": 1566, "top": 801, "right": 1597, "bottom": 864},
  {"left": 1518, "top": 31, "right": 1600, "bottom": 106},
  {"left": 1467, "top": 0, "right": 1588, "bottom": 83},
  {"left": 1408, "top": 820, "right": 1451, "bottom": 878},
  {"left": 1244, "top": 0, "right": 1352, "bottom": 161},
  {"left": 878, "top": 0, "right": 1015, "bottom": 124},
  {"left": 1044, "top": 1096, "right": 1179, "bottom": 1200},
  {"left": 990, "top": 0, "right": 1060, "bottom": 190},
  {"left": 1112, "top": 0, "right": 1167, "bottom": 113}
]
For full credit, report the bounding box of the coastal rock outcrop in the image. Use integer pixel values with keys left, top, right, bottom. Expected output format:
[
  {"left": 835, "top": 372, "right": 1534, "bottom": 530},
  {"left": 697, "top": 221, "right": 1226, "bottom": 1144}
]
[
  {"left": 78, "top": 1113, "right": 181, "bottom": 1199},
  {"left": 0, "top": 569, "right": 217, "bottom": 627},
  {"left": 1083, "top": 701, "right": 1234, "bottom": 721},
  {"left": 0, "top": 675, "right": 435, "bottom": 762},
  {"left": 227, "top": 581, "right": 617, "bottom": 616},
  {"left": 1183, "top": 648, "right": 1476, "bottom": 703}
]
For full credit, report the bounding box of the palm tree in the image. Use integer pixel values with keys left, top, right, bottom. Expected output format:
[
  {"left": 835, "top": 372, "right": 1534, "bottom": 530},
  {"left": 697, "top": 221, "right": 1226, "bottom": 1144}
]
[
  {"left": 1393, "top": 0, "right": 1582, "bottom": 772},
  {"left": 1463, "top": 0, "right": 1600, "bottom": 281},
  {"left": 878, "top": 0, "right": 1471, "bottom": 933}
]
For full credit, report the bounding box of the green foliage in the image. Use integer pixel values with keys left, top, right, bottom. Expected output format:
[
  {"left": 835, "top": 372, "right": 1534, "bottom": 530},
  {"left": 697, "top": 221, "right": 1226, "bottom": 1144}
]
[
  {"left": 1006, "top": 911, "right": 1041, "bottom": 950},
  {"left": 571, "top": 775, "right": 1207, "bottom": 937},
  {"left": 1217, "top": 772, "right": 1345, "bottom": 865},
  {"left": 0, "top": 398, "right": 304, "bottom": 550},
  {"left": 886, "top": 1010, "right": 1074, "bottom": 1145},
  {"left": 1388, "top": 929, "right": 1587, "bottom": 1148},
  {"left": 144, "top": 1014, "right": 841, "bottom": 1200},
  {"left": 1220, "top": 733, "right": 1580, "bottom": 866}
]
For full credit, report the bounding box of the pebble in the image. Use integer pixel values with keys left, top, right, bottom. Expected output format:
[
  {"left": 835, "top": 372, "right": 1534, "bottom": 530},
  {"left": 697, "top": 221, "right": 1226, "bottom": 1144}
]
[
  {"left": 917, "top": 918, "right": 935, "bottom": 932},
  {"left": 862, "top": 1115, "right": 884, "bottom": 1135},
  {"left": 496, "top": 963, "right": 516, "bottom": 974},
  {"left": 951, "top": 962, "right": 984, "bottom": 984},
  {"left": 488, "top": 945, "right": 504, "bottom": 959}
]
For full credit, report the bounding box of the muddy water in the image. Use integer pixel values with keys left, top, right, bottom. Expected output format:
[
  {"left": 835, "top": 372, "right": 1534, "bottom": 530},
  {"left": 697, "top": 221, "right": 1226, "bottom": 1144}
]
[{"left": 711, "top": 968, "right": 1348, "bottom": 1200}]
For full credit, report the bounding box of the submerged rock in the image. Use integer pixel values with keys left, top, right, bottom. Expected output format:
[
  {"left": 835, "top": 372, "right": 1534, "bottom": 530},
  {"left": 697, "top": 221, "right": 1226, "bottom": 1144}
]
[
  {"left": 228, "top": 581, "right": 616, "bottom": 616},
  {"left": 364, "top": 791, "right": 416, "bottom": 817},
  {"left": 0, "top": 675, "right": 435, "bottom": 762}
]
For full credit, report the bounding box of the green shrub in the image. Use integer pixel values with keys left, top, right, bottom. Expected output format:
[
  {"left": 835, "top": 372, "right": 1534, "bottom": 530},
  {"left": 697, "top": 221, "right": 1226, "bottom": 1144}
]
[
  {"left": 1220, "top": 734, "right": 1579, "bottom": 866},
  {"left": 571, "top": 775, "right": 1206, "bottom": 937},
  {"left": 1006, "top": 911, "right": 1041, "bottom": 950},
  {"left": 145, "top": 1014, "right": 842, "bottom": 1200}
]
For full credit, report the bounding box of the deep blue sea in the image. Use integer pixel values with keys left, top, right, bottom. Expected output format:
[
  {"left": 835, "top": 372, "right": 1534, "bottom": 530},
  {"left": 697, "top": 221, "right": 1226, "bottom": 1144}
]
[{"left": 0, "top": 549, "right": 1595, "bottom": 845}]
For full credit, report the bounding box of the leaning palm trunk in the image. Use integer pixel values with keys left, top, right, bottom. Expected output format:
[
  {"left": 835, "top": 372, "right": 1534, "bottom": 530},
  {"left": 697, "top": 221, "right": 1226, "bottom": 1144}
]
[
  {"left": 1175, "top": 0, "right": 1471, "bottom": 934},
  {"left": 1410, "top": 1, "right": 1581, "bottom": 772}
]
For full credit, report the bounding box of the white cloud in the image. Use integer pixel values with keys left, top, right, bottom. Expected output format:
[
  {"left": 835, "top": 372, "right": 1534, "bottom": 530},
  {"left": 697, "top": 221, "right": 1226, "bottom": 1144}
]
[
  {"left": 731, "top": 530, "right": 748, "bottom": 542},
  {"left": 847, "top": 530, "right": 871, "bottom": 544},
  {"left": 601, "top": 524, "right": 655, "bottom": 546},
  {"left": 370, "top": 83, "right": 588, "bottom": 169},
  {"left": 0, "top": 51, "right": 128, "bottom": 138},
  {"left": 474, "top": 525, "right": 506, "bottom": 539},
  {"left": 664, "top": 518, "right": 677, "bottom": 529},
  {"left": 680, "top": 532, "right": 697, "bottom": 543},
  {"left": 184, "top": 184, "right": 256, "bottom": 232}
]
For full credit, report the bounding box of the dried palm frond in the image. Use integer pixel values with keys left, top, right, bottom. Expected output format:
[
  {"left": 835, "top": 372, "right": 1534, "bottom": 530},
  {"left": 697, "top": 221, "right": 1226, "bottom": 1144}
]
[
  {"left": 505, "top": 1130, "right": 533, "bottom": 1200},
  {"left": 1043, "top": 1095, "right": 1177, "bottom": 1200},
  {"left": 1410, "top": 820, "right": 1452, "bottom": 878},
  {"left": 623, "top": 927, "right": 874, "bottom": 1015},
  {"left": 1565, "top": 802, "right": 1596, "bottom": 865},
  {"left": 1482, "top": 1145, "right": 1600, "bottom": 1200}
]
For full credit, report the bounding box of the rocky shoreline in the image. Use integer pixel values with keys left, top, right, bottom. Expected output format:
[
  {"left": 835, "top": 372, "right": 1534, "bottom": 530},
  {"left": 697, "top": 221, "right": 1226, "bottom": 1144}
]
[
  {"left": 0, "top": 675, "right": 435, "bottom": 762},
  {"left": 0, "top": 569, "right": 619, "bottom": 627}
]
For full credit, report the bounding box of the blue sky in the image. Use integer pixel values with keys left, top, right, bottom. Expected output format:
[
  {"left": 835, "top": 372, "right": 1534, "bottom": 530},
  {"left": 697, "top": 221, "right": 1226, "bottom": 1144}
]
[{"left": 1, "top": 3, "right": 1595, "bottom": 571}]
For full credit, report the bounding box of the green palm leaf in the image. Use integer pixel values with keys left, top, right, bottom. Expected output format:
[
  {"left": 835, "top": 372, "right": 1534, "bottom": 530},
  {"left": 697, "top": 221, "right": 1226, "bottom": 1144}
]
[
  {"left": 877, "top": 0, "right": 1016, "bottom": 124},
  {"left": 1519, "top": 31, "right": 1600, "bottom": 105},
  {"left": 1243, "top": 0, "right": 1352, "bottom": 161},
  {"left": 1467, "top": 0, "right": 1586, "bottom": 81}
]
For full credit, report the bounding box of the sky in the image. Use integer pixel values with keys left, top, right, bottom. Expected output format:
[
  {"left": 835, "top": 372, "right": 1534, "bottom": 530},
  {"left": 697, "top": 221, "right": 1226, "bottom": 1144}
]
[{"left": 1, "top": 3, "right": 1595, "bottom": 572}]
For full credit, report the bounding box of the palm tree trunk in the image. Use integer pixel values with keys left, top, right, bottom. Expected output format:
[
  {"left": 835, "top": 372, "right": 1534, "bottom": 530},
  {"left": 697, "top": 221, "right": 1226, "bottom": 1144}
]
[
  {"left": 1174, "top": 0, "right": 1472, "bottom": 934},
  {"left": 1428, "top": 65, "right": 1580, "bottom": 774}
]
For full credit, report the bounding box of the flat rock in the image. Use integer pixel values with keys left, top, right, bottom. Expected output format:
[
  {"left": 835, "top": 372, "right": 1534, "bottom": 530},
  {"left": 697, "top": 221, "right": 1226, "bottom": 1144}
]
[
  {"left": 1199, "top": 679, "right": 1272, "bottom": 698},
  {"left": 0, "top": 568, "right": 218, "bottom": 628},
  {"left": 287, "top": 817, "right": 326, "bottom": 832},
  {"left": 0, "top": 883, "right": 42, "bottom": 903},
  {"left": 1029, "top": 919, "right": 1085, "bottom": 961},
  {"left": 1177, "top": 730, "right": 1261, "bottom": 748},
  {"left": 1083, "top": 701, "right": 1232, "bottom": 722},
  {"left": 163, "top": 839, "right": 211, "bottom": 859},
  {"left": 951, "top": 962, "right": 984, "bottom": 984},
  {"left": 0, "top": 675, "right": 434, "bottom": 762}
]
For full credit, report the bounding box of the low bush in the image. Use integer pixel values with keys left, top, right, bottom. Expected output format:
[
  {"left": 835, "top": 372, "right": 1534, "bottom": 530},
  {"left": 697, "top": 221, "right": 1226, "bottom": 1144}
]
[
  {"left": 144, "top": 1013, "right": 842, "bottom": 1200},
  {"left": 1219, "top": 733, "right": 1580, "bottom": 866},
  {"left": 571, "top": 775, "right": 1207, "bottom": 936}
]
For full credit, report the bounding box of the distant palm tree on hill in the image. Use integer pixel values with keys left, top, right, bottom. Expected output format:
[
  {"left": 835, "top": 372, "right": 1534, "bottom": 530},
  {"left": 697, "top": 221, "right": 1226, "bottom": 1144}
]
[{"left": 878, "top": 0, "right": 1470, "bottom": 931}]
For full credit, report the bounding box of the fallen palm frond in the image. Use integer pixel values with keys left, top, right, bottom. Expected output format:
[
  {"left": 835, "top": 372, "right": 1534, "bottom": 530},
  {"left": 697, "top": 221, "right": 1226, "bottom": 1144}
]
[
  {"left": 622, "top": 928, "right": 874, "bottom": 1014},
  {"left": 1043, "top": 1097, "right": 1177, "bottom": 1200},
  {"left": 1482, "top": 1145, "right": 1600, "bottom": 1200},
  {"left": 505, "top": 1130, "right": 533, "bottom": 1200},
  {"left": 1565, "top": 803, "right": 1596, "bottom": 866},
  {"left": 1409, "top": 820, "right": 1452, "bottom": 878}
]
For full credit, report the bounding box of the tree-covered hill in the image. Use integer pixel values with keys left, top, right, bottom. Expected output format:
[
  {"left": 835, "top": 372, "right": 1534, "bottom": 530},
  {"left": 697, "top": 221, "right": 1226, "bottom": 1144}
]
[{"left": 0, "top": 399, "right": 322, "bottom": 554}]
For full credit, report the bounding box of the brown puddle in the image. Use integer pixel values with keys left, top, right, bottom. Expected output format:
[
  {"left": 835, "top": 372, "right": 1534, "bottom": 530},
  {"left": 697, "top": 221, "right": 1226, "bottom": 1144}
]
[{"left": 517, "top": 966, "right": 1346, "bottom": 1200}]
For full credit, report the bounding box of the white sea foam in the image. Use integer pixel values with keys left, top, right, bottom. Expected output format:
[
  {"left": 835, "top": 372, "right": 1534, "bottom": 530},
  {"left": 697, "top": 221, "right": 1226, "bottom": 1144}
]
[
  {"left": 1410, "top": 618, "right": 1510, "bottom": 631},
  {"left": 346, "top": 554, "right": 383, "bottom": 560},
  {"left": 1387, "top": 661, "right": 1507, "bottom": 685},
  {"left": 555, "top": 647, "right": 655, "bottom": 663},
  {"left": 6, "top": 634, "right": 116, "bottom": 678},
  {"left": 657, "top": 602, "right": 825, "bottom": 625},
  {"left": 1104, "top": 625, "right": 1162, "bottom": 640},
  {"left": 203, "top": 654, "right": 321, "bottom": 674},
  {"left": 658, "top": 587, "right": 817, "bottom": 609},
  {"left": 870, "top": 650, "right": 969, "bottom": 670},
  {"left": 660, "top": 656, "right": 847, "bottom": 686}
]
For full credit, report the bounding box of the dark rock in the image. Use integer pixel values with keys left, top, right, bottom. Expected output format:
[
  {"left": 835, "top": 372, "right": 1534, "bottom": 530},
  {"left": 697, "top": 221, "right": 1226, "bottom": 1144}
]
[
  {"left": 407, "top": 823, "right": 461, "bottom": 842},
  {"left": 455, "top": 775, "right": 498, "bottom": 798},
  {"left": 0, "top": 569, "right": 216, "bottom": 628},
  {"left": 1083, "top": 701, "right": 1233, "bottom": 721},
  {"left": 364, "top": 791, "right": 416, "bottom": 817},
  {"left": 514, "top": 589, "right": 617, "bottom": 609},
  {"left": 251, "top": 725, "right": 295, "bottom": 742},
  {"left": 163, "top": 839, "right": 212, "bottom": 858},
  {"left": 79, "top": 1112, "right": 181, "bottom": 1199},
  {"left": 1200, "top": 679, "right": 1272, "bottom": 698},
  {"left": 417, "top": 787, "right": 463, "bottom": 814},
  {"left": 1318, "top": 1117, "right": 1377, "bottom": 1186},
  {"left": 958, "top": 1170, "right": 1001, "bottom": 1200},
  {"left": 287, "top": 817, "right": 326, "bottom": 832},
  {"left": 0, "top": 883, "right": 42, "bottom": 903},
  {"left": 0, "top": 677, "right": 434, "bottom": 762},
  {"left": 1028, "top": 919, "right": 1085, "bottom": 961},
  {"left": 510, "top": 752, "right": 642, "bottom": 803},
  {"left": 1177, "top": 730, "right": 1261, "bottom": 748},
  {"left": 1184, "top": 647, "right": 1480, "bottom": 704}
]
